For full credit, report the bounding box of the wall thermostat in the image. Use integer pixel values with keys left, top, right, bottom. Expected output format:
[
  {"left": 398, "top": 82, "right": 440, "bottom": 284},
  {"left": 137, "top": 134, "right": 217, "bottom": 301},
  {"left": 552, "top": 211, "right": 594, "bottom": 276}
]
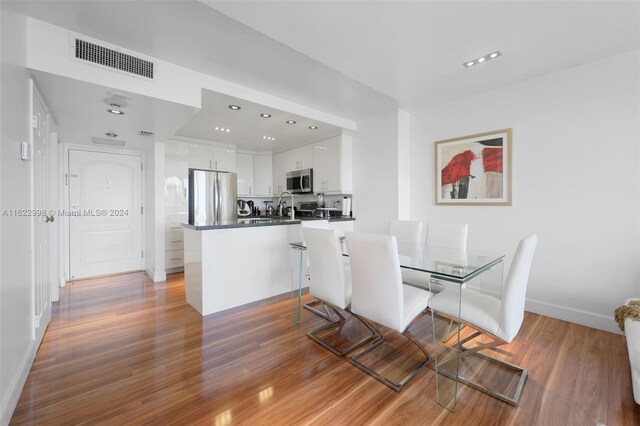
[{"left": 20, "top": 141, "right": 31, "bottom": 161}]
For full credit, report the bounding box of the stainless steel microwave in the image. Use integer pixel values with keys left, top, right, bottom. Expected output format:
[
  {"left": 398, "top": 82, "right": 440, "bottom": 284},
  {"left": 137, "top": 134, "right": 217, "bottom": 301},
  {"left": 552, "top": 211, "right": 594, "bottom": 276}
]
[{"left": 286, "top": 168, "right": 313, "bottom": 194}]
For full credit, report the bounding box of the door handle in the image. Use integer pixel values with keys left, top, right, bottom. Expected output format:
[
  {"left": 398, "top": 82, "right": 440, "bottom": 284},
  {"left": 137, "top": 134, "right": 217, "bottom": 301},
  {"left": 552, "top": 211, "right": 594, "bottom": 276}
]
[{"left": 45, "top": 215, "right": 55, "bottom": 223}]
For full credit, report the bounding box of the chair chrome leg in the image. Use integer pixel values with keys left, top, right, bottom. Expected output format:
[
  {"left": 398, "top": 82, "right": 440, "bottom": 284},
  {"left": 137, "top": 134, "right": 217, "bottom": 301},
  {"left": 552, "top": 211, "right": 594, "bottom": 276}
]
[
  {"left": 438, "top": 323, "right": 528, "bottom": 405},
  {"left": 303, "top": 299, "right": 331, "bottom": 321},
  {"left": 348, "top": 319, "right": 430, "bottom": 392},
  {"left": 306, "top": 304, "right": 380, "bottom": 357}
]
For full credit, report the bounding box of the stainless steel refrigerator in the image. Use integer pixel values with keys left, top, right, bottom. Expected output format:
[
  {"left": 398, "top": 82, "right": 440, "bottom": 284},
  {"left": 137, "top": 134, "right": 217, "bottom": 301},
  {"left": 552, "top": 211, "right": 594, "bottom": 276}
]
[{"left": 188, "top": 169, "right": 237, "bottom": 225}]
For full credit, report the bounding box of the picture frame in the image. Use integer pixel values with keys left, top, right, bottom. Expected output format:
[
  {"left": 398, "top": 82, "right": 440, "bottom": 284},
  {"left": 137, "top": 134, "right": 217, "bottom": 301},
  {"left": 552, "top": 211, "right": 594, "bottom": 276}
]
[{"left": 435, "top": 128, "right": 512, "bottom": 206}]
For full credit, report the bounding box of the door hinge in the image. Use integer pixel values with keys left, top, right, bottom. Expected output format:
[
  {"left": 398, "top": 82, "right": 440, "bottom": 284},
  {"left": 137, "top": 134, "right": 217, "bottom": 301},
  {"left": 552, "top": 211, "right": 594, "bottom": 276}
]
[
  {"left": 141, "top": 250, "right": 144, "bottom": 258},
  {"left": 141, "top": 206, "right": 144, "bottom": 214},
  {"left": 65, "top": 173, "right": 68, "bottom": 186},
  {"left": 32, "top": 115, "right": 38, "bottom": 128},
  {"left": 141, "top": 163, "right": 143, "bottom": 171},
  {"left": 34, "top": 314, "right": 40, "bottom": 328}
]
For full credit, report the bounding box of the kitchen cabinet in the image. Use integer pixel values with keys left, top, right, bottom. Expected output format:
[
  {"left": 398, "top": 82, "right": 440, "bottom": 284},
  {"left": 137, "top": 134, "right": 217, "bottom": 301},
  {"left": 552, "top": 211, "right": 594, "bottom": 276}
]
[
  {"left": 236, "top": 153, "right": 254, "bottom": 196},
  {"left": 273, "top": 152, "right": 286, "bottom": 194},
  {"left": 187, "top": 142, "right": 237, "bottom": 172},
  {"left": 273, "top": 144, "right": 312, "bottom": 194},
  {"left": 236, "top": 152, "right": 273, "bottom": 197},
  {"left": 164, "top": 139, "right": 237, "bottom": 272},
  {"left": 312, "top": 135, "right": 352, "bottom": 194},
  {"left": 253, "top": 154, "right": 273, "bottom": 196}
]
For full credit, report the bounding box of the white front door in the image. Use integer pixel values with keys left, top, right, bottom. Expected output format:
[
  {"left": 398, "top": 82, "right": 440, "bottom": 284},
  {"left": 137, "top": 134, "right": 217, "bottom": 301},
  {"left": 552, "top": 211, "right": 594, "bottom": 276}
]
[
  {"left": 32, "top": 84, "right": 52, "bottom": 345},
  {"left": 68, "top": 150, "right": 143, "bottom": 280}
]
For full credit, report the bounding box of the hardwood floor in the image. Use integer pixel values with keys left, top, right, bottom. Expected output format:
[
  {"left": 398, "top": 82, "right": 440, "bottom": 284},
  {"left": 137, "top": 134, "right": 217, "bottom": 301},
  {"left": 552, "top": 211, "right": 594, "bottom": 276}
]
[{"left": 11, "top": 272, "right": 640, "bottom": 425}]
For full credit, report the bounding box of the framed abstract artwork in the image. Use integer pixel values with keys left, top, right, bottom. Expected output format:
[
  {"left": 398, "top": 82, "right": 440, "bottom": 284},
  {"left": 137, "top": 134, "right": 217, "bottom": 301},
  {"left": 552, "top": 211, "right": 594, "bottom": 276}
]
[{"left": 435, "top": 129, "right": 512, "bottom": 206}]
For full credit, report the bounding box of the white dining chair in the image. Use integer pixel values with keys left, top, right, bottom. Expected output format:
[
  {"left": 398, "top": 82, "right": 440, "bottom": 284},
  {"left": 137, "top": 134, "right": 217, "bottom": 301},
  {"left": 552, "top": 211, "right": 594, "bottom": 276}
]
[
  {"left": 402, "top": 222, "right": 468, "bottom": 293},
  {"left": 345, "top": 232, "right": 432, "bottom": 391},
  {"left": 429, "top": 234, "right": 538, "bottom": 405},
  {"left": 389, "top": 220, "right": 423, "bottom": 245},
  {"left": 303, "top": 228, "right": 378, "bottom": 356}
]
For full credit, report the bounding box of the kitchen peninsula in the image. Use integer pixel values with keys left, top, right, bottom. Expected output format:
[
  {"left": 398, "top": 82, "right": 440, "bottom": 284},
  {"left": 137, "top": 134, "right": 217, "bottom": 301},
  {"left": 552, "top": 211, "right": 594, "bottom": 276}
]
[{"left": 182, "top": 217, "right": 354, "bottom": 316}]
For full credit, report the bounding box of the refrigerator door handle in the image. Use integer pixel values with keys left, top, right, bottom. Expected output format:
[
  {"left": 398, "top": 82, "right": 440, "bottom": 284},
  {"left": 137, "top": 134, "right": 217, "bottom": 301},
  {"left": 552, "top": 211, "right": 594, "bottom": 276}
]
[{"left": 215, "top": 174, "right": 221, "bottom": 222}]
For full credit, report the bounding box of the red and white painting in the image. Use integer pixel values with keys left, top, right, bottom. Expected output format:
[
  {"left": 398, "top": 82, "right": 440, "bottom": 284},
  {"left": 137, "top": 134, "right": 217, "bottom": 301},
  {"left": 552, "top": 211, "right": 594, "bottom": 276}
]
[{"left": 435, "top": 129, "right": 511, "bottom": 205}]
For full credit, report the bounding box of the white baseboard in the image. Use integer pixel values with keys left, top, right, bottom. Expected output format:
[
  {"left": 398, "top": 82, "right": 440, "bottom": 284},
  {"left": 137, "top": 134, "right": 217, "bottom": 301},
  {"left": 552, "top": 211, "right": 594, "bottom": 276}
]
[
  {"left": 0, "top": 340, "right": 35, "bottom": 426},
  {"left": 459, "top": 285, "right": 620, "bottom": 335},
  {"left": 145, "top": 268, "right": 166, "bottom": 283},
  {"left": 525, "top": 298, "right": 620, "bottom": 335}
]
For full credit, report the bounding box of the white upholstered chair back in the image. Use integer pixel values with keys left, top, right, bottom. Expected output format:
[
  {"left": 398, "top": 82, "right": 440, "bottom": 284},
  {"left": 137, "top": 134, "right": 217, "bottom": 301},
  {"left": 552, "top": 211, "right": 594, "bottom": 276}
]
[
  {"left": 389, "top": 220, "right": 423, "bottom": 245},
  {"left": 346, "top": 232, "right": 405, "bottom": 332},
  {"left": 303, "top": 228, "right": 350, "bottom": 309},
  {"left": 426, "top": 222, "right": 468, "bottom": 250},
  {"left": 500, "top": 234, "right": 537, "bottom": 342}
]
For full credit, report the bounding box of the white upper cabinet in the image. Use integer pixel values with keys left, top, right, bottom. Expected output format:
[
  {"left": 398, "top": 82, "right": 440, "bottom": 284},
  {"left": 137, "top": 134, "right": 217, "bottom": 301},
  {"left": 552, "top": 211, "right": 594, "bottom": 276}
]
[
  {"left": 188, "top": 143, "right": 214, "bottom": 170},
  {"left": 212, "top": 146, "right": 236, "bottom": 172},
  {"left": 273, "top": 144, "right": 313, "bottom": 195},
  {"left": 312, "top": 135, "right": 352, "bottom": 194},
  {"left": 273, "top": 152, "right": 286, "bottom": 195},
  {"left": 236, "top": 153, "right": 254, "bottom": 196},
  {"left": 185, "top": 142, "right": 236, "bottom": 171},
  {"left": 253, "top": 154, "right": 273, "bottom": 196}
]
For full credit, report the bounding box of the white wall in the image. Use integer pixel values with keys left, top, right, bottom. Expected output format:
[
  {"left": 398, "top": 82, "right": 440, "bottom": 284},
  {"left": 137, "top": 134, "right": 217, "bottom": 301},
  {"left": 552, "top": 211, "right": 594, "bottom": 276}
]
[
  {"left": 352, "top": 110, "right": 400, "bottom": 234},
  {"left": 409, "top": 50, "right": 640, "bottom": 333},
  {"left": 0, "top": 7, "right": 36, "bottom": 425},
  {"left": 152, "top": 141, "right": 166, "bottom": 282}
]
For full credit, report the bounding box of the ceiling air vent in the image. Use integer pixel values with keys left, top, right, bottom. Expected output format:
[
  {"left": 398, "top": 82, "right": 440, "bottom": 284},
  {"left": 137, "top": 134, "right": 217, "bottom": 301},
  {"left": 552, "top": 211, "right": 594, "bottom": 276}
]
[
  {"left": 72, "top": 35, "right": 155, "bottom": 80},
  {"left": 138, "top": 131, "right": 154, "bottom": 137}
]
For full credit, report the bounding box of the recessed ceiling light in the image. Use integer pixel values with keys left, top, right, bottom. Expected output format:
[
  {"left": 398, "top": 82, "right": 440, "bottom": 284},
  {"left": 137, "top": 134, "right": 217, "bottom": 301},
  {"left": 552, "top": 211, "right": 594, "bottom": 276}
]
[
  {"left": 463, "top": 50, "right": 502, "bottom": 68},
  {"left": 107, "top": 109, "right": 124, "bottom": 115},
  {"left": 309, "top": 126, "right": 318, "bottom": 130},
  {"left": 214, "top": 126, "right": 231, "bottom": 132},
  {"left": 262, "top": 136, "right": 275, "bottom": 141},
  {"left": 228, "top": 105, "right": 241, "bottom": 110},
  {"left": 260, "top": 113, "right": 272, "bottom": 118},
  {"left": 105, "top": 132, "right": 118, "bottom": 138},
  {"left": 286, "top": 120, "right": 296, "bottom": 124}
]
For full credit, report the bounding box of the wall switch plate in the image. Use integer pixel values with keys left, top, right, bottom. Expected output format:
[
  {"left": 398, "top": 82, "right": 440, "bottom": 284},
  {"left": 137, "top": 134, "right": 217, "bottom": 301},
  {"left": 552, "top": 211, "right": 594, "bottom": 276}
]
[{"left": 20, "top": 141, "right": 31, "bottom": 161}]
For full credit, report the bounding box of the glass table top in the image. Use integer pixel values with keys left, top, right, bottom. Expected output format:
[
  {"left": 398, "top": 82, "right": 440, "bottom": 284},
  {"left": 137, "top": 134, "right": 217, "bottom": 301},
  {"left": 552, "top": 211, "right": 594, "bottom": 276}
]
[{"left": 290, "top": 241, "right": 504, "bottom": 282}]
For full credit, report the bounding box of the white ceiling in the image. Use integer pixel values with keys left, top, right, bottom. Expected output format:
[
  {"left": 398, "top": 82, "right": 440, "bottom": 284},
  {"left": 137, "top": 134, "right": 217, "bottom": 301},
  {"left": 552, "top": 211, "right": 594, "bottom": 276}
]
[
  {"left": 207, "top": 1, "right": 640, "bottom": 111},
  {"left": 8, "top": 0, "right": 639, "bottom": 130},
  {"left": 5, "top": 0, "right": 397, "bottom": 121},
  {"left": 175, "top": 90, "right": 342, "bottom": 152},
  {"left": 32, "top": 71, "right": 199, "bottom": 151}
]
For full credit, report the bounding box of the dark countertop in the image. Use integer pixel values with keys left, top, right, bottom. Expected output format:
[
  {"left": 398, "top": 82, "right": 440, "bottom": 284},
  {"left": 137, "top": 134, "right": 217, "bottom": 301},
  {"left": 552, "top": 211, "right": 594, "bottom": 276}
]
[{"left": 182, "top": 216, "right": 355, "bottom": 230}]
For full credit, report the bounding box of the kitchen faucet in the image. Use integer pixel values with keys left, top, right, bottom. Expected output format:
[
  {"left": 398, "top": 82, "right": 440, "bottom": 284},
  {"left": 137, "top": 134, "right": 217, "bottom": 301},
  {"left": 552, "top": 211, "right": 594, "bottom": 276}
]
[{"left": 277, "top": 191, "right": 295, "bottom": 220}]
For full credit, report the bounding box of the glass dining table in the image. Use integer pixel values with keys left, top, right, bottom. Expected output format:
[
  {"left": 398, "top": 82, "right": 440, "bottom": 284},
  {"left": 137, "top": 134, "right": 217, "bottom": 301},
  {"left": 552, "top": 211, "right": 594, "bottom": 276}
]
[{"left": 288, "top": 239, "right": 505, "bottom": 412}]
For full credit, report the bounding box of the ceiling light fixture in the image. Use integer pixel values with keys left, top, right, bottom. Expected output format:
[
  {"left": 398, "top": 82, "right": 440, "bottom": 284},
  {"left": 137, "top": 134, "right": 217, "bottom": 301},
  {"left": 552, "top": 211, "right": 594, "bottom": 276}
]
[
  {"left": 463, "top": 50, "right": 502, "bottom": 68},
  {"left": 214, "top": 126, "right": 231, "bottom": 132},
  {"left": 260, "top": 113, "right": 271, "bottom": 118},
  {"left": 262, "top": 136, "right": 276, "bottom": 141},
  {"left": 228, "top": 105, "right": 241, "bottom": 110},
  {"left": 286, "top": 120, "right": 296, "bottom": 124},
  {"left": 105, "top": 132, "right": 118, "bottom": 138},
  {"left": 107, "top": 109, "right": 125, "bottom": 115},
  {"left": 308, "top": 126, "right": 318, "bottom": 130}
]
